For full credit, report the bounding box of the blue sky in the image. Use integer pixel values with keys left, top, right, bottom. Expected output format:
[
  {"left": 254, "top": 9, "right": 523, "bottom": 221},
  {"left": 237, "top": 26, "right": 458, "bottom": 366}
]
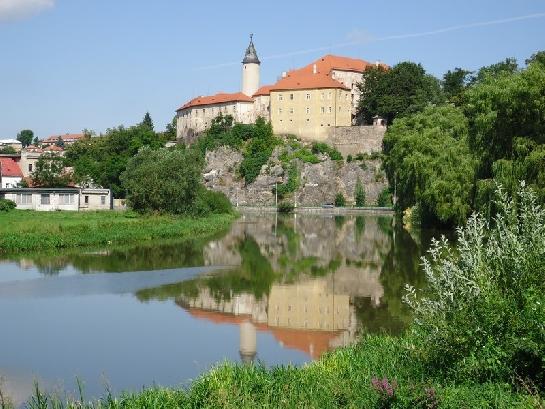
[{"left": 1, "top": 0, "right": 544, "bottom": 138}]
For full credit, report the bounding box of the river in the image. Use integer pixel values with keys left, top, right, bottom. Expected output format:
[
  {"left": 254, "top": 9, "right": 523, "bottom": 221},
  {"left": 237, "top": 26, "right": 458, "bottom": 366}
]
[{"left": 0, "top": 212, "right": 441, "bottom": 405}]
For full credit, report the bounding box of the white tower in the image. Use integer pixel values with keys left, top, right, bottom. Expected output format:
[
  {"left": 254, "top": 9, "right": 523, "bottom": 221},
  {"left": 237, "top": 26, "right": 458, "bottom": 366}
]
[{"left": 242, "top": 34, "right": 260, "bottom": 97}]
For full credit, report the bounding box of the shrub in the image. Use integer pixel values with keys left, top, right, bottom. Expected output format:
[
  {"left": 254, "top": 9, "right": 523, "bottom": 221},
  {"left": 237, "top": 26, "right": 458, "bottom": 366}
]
[
  {"left": 194, "top": 189, "right": 233, "bottom": 216},
  {"left": 377, "top": 188, "right": 393, "bottom": 207},
  {"left": 404, "top": 183, "right": 545, "bottom": 387},
  {"left": 311, "top": 142, "right": 343, "bottom": 161},
  {"left": 277, "top": 201, "right": 295, "bottom": 213},
  {"left": 355, "top": 178, "right": 366, "bottom": 207},
  {"left": 335, "top": 193, "right": 346, "bottom": 207},
  {"left": 276, "top": 163, "right": 299, "bottom": 198},
  {"left": 0, "top": 198, "right": 16, "bottom": 212},
  {"left": 347, "top": 154, "right": 353, "bottom": 162},
  {"left": 121, "top": 147, "right": 205, "bottom": 215}
]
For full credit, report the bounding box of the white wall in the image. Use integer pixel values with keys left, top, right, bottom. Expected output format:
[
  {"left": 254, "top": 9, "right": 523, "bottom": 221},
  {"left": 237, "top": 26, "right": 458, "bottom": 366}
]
[{"left": 1, "top": 176, "right": 21, "bottom": 189}]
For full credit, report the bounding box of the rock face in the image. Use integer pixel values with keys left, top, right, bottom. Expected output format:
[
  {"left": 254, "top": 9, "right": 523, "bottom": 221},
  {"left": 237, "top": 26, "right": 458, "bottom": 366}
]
[{"left": 203, "top": 146, "right": 388, "bottom": 206}]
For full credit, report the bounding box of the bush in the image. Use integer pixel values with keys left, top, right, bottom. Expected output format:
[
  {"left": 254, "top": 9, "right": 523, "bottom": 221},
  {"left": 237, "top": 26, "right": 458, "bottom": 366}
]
[
  {"left": 355, "top": 178, "right": 366, "bottom": 207},
  {"left": 311, "top": 142, "right": 343, "bottom": 161},
  {"left": 405, "top": 183, "right": 545, "bottom": 387},
  {"left": 276, "top": 163, "right": 299, "bottom": 198},
  {"left": 194, "top": 188, "right": 233, "bottom": 216},
  {"left": 277, "top": 201, "right": 295, "bottom": 213},
  {"left": 121, "top": 147, "right": 204, "bottom": 215},
  {"left": 335, "top": 193, "right": 346, "bottom": 207},
  {"left": 377, "top": 188, "right": 393, "bottom": 207},
  {"left": 0, "top": 198, "right": 16, "bottom": 212}
]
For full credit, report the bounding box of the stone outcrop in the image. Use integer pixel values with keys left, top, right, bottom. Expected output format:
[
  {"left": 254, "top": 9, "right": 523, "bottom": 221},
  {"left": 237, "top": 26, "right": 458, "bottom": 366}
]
[{"left": 203, "top": 146, "right": 388, "bottom": 206}]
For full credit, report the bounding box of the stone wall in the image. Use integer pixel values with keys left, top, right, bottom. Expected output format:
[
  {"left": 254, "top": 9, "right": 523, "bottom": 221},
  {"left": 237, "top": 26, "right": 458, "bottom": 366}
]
[
  {"left": 203, "top": 145, "right": 388, "bottom": 207},
  {"left": 326, "top": 125, "right": 386, "bottom": 157}
]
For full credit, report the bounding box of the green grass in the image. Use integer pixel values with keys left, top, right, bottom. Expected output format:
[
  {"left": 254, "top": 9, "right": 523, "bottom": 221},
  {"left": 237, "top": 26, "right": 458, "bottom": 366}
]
[
  {"left": 7, "top": 335, "right": 538, "bottom": 408},
  {"left": 0, "top": 210, "right": 236, "bottom": 253}
]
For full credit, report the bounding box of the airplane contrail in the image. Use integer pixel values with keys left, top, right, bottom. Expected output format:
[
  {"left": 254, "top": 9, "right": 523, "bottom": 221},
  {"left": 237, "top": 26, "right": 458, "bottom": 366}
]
[{"left": 194, "top": 12, "right": 545, "bottom": 70}]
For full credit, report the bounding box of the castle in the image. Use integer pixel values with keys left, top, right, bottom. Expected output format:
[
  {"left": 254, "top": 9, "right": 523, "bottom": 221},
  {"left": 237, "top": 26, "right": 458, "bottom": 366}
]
[{"left": 176, "top": 36, "right": 386, "bottom": 143}]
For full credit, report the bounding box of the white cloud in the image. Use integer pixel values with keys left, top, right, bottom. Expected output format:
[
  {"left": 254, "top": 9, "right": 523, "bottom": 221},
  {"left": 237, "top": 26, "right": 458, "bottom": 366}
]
[{"left": 0, "top": 0, "right": 55, "bottom": 22}]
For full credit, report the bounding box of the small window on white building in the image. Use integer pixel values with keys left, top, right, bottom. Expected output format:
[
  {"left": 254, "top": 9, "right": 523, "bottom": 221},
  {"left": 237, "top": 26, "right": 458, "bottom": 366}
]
[
  {"left": 41, "top": 194, "right": 50, "bottom": 205},
  {"left": 101, "top": 196, "right": 106, "bottom": 205},
  {"left": 59, "top": 194, "right": 74, "bottom": 205},
  {"left": 306, "top": 93, "right": 311, "bottom": 100},
  {"left": 84, "top": 195, "right": 89, "bottom": 205},
  {"left": 16, "top": 193, "right": 32, "bottom": 205},
  {"left": 28, "top": 164, "right": 33, "bottom": 172}
]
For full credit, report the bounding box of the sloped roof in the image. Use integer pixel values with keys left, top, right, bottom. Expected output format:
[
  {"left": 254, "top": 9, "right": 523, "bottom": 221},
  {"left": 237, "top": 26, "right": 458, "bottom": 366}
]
[
  {"left": 253, "top": 85, "right": 274, "bottom": 97},
  {"left": 295, "top": 54, "right": 387, "bottom": 76},
  {"left": 0, "top": 157, "right": 23, "bottom": 178},
  {"left": 42, "top": 134, "right": 85, "bottom": 144},
  {"left": 270, "top": 72, "right": 349, "bottom": 92},
  {"left": 242, "top": 35, "right": 260, "bottom": 64},
  {"left": 177, "top": 92, "right": 254, "bottom": 111},
  {"left": 0, "top": 139, "right": 21, "bottom": 145}
]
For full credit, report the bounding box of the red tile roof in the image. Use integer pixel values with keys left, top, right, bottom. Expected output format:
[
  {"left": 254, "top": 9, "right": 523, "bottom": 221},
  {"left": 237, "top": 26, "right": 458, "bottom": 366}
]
[
  {"left": 42, "top": 134, "right": 85, "bottom": 144},
  {"left": 270, "top": 72, "right": 349, "bottom": 92},
  {"left": 253, "top": 85, "right": 274, "bottom": 97},
  {"left": 0, "top": 157, "right": 23, "bottom": 178},
  {"left": 177, "top": 92, "right": 254, "bottom": 111}
]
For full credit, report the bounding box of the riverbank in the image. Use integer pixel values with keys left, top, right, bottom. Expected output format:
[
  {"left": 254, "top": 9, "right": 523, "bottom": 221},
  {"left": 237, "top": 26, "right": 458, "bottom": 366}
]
[
  {"left": 0, "top": 210, "right": 236, "bottom": 253},
  {"left": 237, "top": 205, "right": 394, "bottom": 215},
  {"left": 13, "top": 335, "right": 536, "bottom": 408}
]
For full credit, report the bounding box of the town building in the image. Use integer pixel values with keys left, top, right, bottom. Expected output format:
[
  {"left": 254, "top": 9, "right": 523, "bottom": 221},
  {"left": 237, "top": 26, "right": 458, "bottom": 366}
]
[
  {"left": 0, "top": 139, "right": 23, "bottom": 152},
  {"left": 0, "top": 157, "right": 23, "bottom": 188},
  {"left": 0, "top": 187, "right": 112, "bottom": 211},
  {"left": 41, "top": 133, "right": 85, "bottom": 147},
  {"left": 176, "top": 36, "right": 387, "bottom": 143}
]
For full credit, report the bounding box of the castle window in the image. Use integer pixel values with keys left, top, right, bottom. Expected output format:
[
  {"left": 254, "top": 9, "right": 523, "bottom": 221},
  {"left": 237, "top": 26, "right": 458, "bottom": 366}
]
[
  {"left": 306, "top": 93, "right": 311, "bottom": 100},
  {"left": 327, "top": 92, "right": 332, "bottom": 100},
  {"left": 289, "top": 93, "right": 294, "bottom": 100},
  {"left": 346, "top": 93, "right": 350, "bottom": 101},
  {"left": 321, "top": 107, "right": 325, "bottom": 114},
  {"left": 339, "top": 106, "right": 342, "bottom": 112},
  {"left": 289, "top": 107, "right": 294, "bottom": 114},
  {"left": 305, "top": 107, "right": 310, "bottom": 114},
  {"left": 320, "top": 93, "right": 324, "bottom": 100},
  {"left": 278, "top": 108, "right": 282, "bottom": 114},
  {"left": 278, "top": 94, "right": 283, "bottom": 101},
  {"left": 328, "top": 106, "right": 332, "bottom": 113}
]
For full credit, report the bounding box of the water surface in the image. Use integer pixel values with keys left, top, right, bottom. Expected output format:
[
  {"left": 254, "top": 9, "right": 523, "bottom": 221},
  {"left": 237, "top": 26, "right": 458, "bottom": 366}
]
[{"left": 0, "top": 213, "right": 440, "bottom": 405}]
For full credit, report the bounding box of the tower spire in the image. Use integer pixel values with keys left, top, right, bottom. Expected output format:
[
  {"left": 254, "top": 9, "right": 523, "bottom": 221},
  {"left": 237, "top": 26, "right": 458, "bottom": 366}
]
[{"left": 242, "top": 34, "right": 260, "bottom": 65}]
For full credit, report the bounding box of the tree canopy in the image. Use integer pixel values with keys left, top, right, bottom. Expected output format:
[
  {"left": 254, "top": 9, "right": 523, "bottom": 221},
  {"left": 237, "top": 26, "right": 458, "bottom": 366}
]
[
  {"left": 64, "top": 123, "right": 165, "bottom": 197},
  {"left": 16, "top": 129, "right": 34, "bottom": 148},
  {"left": 357, "top": 62, "right": 444, "bottom": 125},
  {"left": 31, "top": 153, "right": 72, "bottom": 188}
]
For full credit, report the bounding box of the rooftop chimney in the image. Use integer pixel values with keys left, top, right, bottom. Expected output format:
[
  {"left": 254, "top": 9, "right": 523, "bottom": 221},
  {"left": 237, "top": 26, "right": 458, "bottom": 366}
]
[
  {"left": 282, "top": 71, "right": 287, "bottom": 78},
  {"left": 313, "top": 64, "right": 317, "bottom": 74}
]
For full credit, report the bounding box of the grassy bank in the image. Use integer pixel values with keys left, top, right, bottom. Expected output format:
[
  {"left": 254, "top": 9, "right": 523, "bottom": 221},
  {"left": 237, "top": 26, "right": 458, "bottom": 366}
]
[
  {"left": 14, "top": 336, "right": 538, "bottom": 408},
  {"left": 0, "top": 210, "right": 236, "bottom": 253}
]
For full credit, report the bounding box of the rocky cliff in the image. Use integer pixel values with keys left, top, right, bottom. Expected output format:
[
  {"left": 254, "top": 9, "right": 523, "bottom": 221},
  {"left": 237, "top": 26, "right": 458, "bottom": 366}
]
[{"left": 203, "top": 145, "right": 388, "bottom": 206}]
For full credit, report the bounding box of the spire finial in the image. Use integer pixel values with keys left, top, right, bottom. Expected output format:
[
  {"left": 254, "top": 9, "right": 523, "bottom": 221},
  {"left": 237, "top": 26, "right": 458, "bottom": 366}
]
[{"left": 250, "top": 33, "right": 253, "bottom": 42}]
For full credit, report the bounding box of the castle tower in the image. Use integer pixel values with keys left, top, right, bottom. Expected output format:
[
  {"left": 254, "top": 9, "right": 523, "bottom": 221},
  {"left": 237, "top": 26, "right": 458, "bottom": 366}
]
[
  {"left": 239, "top": 321, "right": 257, "bottom": 364},
  {"left": 242, "top": 34, "right": 260, "bottom": 97}
]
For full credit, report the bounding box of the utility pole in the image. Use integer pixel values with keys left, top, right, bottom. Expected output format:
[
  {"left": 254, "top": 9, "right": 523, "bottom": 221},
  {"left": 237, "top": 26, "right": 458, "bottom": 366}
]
[{"left": 275, "top": 182, "right": 278, "bottom": 209}]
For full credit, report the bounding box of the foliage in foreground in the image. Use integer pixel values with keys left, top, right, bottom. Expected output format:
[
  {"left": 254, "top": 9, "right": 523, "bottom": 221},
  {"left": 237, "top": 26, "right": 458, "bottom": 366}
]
[
  {"left": 12, "top": 337, "right": 537, "bottom": 408},
  {"left": 405, "top": 183, "right": 545, "bottom": 387},
  {"left": 0, "top": 199, "right": 16, "bottom": 212}
]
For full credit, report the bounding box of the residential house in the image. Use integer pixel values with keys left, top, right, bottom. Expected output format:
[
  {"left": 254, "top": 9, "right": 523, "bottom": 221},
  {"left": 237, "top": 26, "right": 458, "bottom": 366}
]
[{"left": 0, "top": 157, "right": 23, "bottom": 188}]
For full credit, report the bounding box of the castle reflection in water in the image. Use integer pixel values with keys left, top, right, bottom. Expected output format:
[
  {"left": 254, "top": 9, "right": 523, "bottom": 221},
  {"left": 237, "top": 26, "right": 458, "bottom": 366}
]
[{"left": 174, "top": 212, "right": 423, "bottom": 362}]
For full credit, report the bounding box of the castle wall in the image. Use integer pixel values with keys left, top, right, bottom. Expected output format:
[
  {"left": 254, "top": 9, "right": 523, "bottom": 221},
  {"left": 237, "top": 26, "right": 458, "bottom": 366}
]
[
  {"left": 270, "top": 88, "right": 352, "bottom": 142},
  {"left": 326, "top": 125, "right": 386, "bottom": 157},
  {"left": 176, "top": 101, "right": 255, "bottom": 144}
]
